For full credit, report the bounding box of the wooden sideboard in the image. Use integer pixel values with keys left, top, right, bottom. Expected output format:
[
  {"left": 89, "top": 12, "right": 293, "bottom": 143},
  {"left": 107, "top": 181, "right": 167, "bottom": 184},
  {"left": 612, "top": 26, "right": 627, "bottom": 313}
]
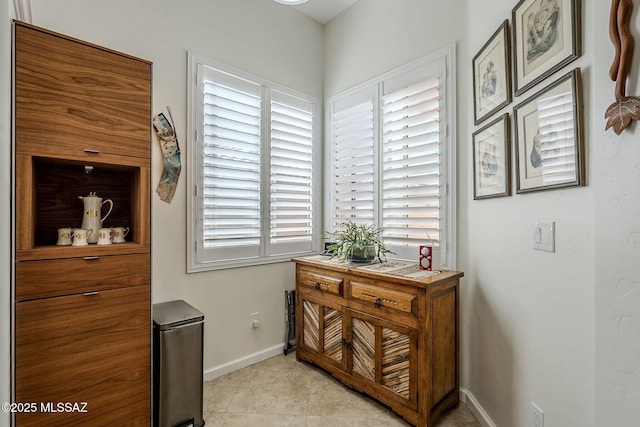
[{"left": 293, "top": 256, "right": 463, "bottom": 427}]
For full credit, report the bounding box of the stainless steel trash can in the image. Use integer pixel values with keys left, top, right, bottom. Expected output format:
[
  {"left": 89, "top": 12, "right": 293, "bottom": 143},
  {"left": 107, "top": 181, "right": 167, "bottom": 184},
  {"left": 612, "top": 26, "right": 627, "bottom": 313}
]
[{"left": 153, "top": 300, "right": 205, "bottom": 427}]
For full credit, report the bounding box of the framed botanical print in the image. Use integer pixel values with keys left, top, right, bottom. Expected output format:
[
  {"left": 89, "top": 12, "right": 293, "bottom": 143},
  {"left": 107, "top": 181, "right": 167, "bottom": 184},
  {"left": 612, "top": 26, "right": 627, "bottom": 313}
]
[
  {"left": 513, "top": 68, "right": 584, "bottom": 193},
  {"left": 512, "top": 0, "right": 581, "bottom": 96},
  {"left": 472, "top": 113, "right": 511, "bottom": 199},
  {"left": 473, "top": 20, "right": 512, "bottom": 125}
]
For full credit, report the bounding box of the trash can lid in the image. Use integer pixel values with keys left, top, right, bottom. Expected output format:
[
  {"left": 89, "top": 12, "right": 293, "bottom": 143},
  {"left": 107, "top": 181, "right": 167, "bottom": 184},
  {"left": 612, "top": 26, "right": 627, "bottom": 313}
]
[{"left": 153, "top": 299, "right": 204, "bottom": 329}]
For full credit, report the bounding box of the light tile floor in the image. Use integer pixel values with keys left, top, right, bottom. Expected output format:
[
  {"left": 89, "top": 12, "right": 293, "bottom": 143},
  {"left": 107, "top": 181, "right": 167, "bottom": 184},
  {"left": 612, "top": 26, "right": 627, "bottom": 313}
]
[{"left": 203, "top": 352, "right": 481, "bottom": 427}]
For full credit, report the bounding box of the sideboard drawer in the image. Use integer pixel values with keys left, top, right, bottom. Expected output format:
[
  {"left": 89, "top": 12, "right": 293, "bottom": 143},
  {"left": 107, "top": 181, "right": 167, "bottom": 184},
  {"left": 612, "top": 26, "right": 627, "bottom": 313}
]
[
  {"left": 350, "top": 281, "right": 417, "bottom": 316},
  {"left": 298, "top": 269, "right": 344, "bottom": 297}
]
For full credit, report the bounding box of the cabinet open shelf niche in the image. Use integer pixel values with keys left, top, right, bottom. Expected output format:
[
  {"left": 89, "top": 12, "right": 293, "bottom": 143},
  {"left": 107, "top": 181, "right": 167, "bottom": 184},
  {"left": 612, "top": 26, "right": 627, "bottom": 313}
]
[{"left": 16, "top": 154, "right": 150, "bottom": 261}]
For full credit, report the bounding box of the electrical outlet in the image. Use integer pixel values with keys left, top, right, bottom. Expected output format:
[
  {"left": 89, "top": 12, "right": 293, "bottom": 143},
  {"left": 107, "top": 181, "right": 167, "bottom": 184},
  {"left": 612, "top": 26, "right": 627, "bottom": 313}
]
[
  {"left": 250, "top": 312, "right": 260, "bottom": 328},
  {"left": 532, "top": 402, "right": 544, "bottom": 427}
]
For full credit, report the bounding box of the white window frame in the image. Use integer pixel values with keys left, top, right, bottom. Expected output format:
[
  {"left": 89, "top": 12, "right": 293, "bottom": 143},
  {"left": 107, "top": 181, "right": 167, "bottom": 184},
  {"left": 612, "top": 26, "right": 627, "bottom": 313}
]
[
  {"left": 324, "top": 45, "right": 457, "bottom": 269},
  {"left": 187, "top": 52, "right": 322, "bottom": 272}
]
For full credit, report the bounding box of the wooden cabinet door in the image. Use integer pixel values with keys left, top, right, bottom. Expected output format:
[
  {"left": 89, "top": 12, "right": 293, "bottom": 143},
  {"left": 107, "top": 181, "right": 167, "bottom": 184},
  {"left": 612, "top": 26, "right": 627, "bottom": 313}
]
[
  {"left": 348, "top": 309, "right": 418, "bottom": 410},
  {"left": 15, "top": 285, "right": 150, "bottom": 426},
  {"left": 14, "top": 23, "right": 151, "bottom": 160},
  {"left": 298, "top": 292, "right": 345, "bottom": 370}
]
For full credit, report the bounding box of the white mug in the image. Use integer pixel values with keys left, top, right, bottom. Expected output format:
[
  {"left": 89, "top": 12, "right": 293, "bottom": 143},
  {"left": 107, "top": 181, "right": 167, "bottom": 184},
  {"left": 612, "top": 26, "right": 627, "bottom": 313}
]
[
  {"left": 112, "top": 226, "right": 129, "bottom": 243},
  {"left": 97, "top": 228, "right": 113, "bottom": 245},
  {"left": 72, "top": 228, "right": 93, "bottom": 246},
  {"left": 56, "top": 227, "right": 73, "bottom": 246}
]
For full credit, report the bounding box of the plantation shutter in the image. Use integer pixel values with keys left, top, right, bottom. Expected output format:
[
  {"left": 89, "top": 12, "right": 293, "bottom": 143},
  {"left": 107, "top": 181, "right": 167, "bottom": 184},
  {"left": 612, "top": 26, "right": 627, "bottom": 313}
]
[
  {"left": 189, "top": 54, "right": 320, "bottom": 271},
  {"left": 269, "top": 90, "right": 315, "bottom": 254},
  {"left": 381, "top": 73, "right": 442, "bottom": 246},
  {"left": 202, "top": 68, "right": 262, "bottom": 259},
  {"left": 325, "top": 50, "right": 454, "bottom": 267},
  {"left": 331, "top": 94, "right": 375, "bottom": 230}
]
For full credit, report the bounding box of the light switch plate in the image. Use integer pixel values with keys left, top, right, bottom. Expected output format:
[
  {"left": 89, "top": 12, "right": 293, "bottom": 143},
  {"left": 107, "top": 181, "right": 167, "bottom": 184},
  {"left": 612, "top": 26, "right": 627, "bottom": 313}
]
[{"left": 533, "top": 222, "right": 555, "bottom": 252}]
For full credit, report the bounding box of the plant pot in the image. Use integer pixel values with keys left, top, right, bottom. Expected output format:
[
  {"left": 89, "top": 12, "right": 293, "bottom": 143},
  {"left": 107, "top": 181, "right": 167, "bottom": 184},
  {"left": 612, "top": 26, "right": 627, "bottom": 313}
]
[{"left": 348, "top": 244, "right": 376, "bottom": 263}]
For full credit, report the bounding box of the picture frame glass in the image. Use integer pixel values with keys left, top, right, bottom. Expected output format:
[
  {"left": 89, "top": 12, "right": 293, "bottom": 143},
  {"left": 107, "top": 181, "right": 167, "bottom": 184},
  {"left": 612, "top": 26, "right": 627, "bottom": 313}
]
[
  {"left": 474, "top": 29, "right": 509, "bottom": 122},
  {"left": 513, "top": 0, "right": 578, "bottom": 95},
  {"left": 521, "top": 0, "right": 565, "bottom": 76},
  {"left": 473, "top": 20, "right": 511, "bottom": 125},
  {"left": 473, "top": 114, "right": 510, "bottom": 199},
  {"left": 515, "top": 70, "right": 582, "bottom": 192}
]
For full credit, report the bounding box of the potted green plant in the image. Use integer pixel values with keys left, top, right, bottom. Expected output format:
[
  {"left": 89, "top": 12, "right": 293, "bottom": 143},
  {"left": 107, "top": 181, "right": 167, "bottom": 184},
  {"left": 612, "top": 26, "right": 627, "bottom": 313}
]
[{"left": 326, "top": 220, "right": 394, "bottom": 264}]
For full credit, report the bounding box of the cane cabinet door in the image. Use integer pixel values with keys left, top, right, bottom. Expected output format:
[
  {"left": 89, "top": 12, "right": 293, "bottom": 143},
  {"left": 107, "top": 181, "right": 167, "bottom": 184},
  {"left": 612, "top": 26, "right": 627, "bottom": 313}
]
[
  {"left": 348, "top": 309, "right": 418, "bottom": 410},
  {"left": 299, "top": 292, "right": 346, "bottom": 370}
]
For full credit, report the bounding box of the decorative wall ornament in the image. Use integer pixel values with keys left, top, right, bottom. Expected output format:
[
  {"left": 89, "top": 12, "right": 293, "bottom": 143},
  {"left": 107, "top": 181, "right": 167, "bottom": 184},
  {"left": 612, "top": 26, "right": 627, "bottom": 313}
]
[
  {"left": 152, "top": 107, "right": 181, "bottom": 203},
  {"left": 605, "top": 0, "right": 640, "bottom": 134}
]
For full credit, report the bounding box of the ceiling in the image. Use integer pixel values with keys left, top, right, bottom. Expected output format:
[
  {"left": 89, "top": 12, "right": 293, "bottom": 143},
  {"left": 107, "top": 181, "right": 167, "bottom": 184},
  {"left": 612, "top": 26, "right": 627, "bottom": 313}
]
[{"left": 289, "top": 0, "right": 358, "bottom": 24}]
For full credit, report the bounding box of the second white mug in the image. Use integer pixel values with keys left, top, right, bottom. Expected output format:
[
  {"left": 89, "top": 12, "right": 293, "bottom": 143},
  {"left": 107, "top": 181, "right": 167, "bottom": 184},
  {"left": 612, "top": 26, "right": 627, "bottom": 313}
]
[{"left": 72, "top": 228, "right": 93, "bottom": 246}]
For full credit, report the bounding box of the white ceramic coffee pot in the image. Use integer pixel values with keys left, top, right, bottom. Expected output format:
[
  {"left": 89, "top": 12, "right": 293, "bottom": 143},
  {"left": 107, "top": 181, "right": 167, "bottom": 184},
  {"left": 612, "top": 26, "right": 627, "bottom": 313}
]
[{"left": 79, "top": 192, "right": 113, "bottom": 243}]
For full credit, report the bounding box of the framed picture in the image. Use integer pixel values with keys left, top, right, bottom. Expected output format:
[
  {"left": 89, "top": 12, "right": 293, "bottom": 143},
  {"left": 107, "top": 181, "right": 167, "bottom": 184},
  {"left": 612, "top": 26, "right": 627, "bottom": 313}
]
[
  {"left": 513, "top": 68, "right": 584, "bottom": 193},
  {"left": 473, "top": 20, "right": 512, "bottom": 125},
  {"left": 512, "top": 0, "right": 581, "bottom": 96},
  {"left": 473, "top": 113, "right": 511, "bottom": 199}
]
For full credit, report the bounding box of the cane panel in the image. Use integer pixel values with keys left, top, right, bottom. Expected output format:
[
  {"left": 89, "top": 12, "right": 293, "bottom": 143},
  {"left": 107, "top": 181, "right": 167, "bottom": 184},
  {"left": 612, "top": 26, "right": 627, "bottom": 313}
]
[
  {"left": 352, "top": 317, "right": 375, "bottom": 381},
  {"left": 323, "top": 307, "right": 343, "bottom": 363},
  {"left": 381, "top": 327, "right": 411, "bottom": 399},
  {"left": 302, "top": 300, "right": 319, "bottom": 352}
]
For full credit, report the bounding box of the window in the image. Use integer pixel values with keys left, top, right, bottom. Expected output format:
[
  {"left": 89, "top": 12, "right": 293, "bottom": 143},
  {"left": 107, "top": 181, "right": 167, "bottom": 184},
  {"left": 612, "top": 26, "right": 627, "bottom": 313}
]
[
  {"left": 188, "top": 53, "right": 320, "bottom": 271},
  {"left": 326, "top": 46, "right": 456, "bottom": 268}
]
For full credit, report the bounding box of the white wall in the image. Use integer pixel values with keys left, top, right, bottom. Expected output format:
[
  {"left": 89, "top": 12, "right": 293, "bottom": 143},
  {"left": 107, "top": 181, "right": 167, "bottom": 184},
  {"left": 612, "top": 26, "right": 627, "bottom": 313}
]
[
  {"left": 593, "top": 0, "right": 640, "bottom": 425},
  {"left": 9, "top": 0, "right": 323, "bottom": 381},
  {"left": 463, "top": 1, "right": 596, "bottom": 425},
  {"left": 324, "top": 0, "right": 465, "bottom": 96},
  {"left": 324, "top": 1, "right": 596, "bottom": 426}
]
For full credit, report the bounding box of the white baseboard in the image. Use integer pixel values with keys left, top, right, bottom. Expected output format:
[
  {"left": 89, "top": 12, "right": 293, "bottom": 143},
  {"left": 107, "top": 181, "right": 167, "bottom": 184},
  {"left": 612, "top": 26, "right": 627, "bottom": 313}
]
[
  {"left": 203, "top": 343, "right": 284, "bottom": 382},
  {"left": 460, "top": 387, "right": 497, "bottom": 427}
]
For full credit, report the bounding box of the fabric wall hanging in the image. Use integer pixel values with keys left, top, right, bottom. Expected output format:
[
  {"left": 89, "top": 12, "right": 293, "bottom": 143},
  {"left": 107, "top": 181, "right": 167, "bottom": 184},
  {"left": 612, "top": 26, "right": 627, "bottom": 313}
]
[{"left": 152, "top": 107, "right": 181, "bottom": 203}]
